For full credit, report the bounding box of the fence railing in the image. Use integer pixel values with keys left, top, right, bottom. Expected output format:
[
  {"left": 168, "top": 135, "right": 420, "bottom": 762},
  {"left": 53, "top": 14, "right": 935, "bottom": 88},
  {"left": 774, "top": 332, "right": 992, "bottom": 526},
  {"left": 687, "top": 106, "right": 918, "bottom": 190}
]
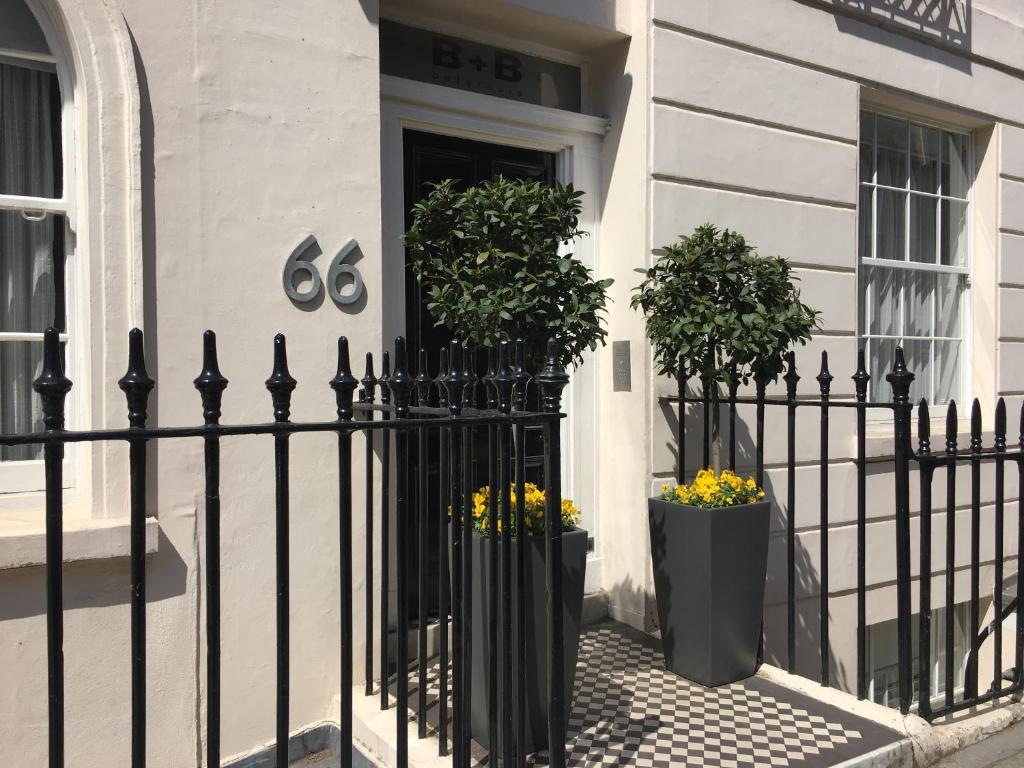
[
  {"left": 667, "top": 347, "right": 1024, "bottom": 720},
  {"left": 12, "top": 327, "right": 569, "bottom": 768}
]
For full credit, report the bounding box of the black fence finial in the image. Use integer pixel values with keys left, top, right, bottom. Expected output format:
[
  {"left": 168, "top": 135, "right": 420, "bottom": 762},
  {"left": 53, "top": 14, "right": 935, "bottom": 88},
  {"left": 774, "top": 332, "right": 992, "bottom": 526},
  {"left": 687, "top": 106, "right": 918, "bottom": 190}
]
[
  {"left": 360, "top": 352, "right": 376, "bottom": 405},
  {"left": 970, "top": 399, "right": 983, "bottom": 453},
  {"left": 389, "top": 337, "right": 413, "bottom": 418},
  {"left": 995, "top": 397, "right": 1007, "bottom": 451},
  {"left": 194, "top": 330, "right": 228, "bottom": 425},
  {"left": 436, "top": 347, "right": 450, "bottom": 410},
  {"left": 485, "top": 346, "right": 498, "bottom": 410},
  {"left": 537, "top": 340, "right": 569, "bottom": 413},
  {"left": 918, "top": 399, "right": 931, "bottom": 456},
  {"left": 445, "top": 340, "right": 464, "bottom": 416},
  {"left": 330, "top": 337, "right": 359, "bottom": 421},
  {"left": 945, "top": 400, "right": 958, "bottom": 454},
  {"left": 119, "top": 328, "right": 155, "bottom": 429},
  {"left": 494, "top": 340, "right": 514, "bottom": 415},
  {"left": 379, "top": 351, "right": 392, "bottom": 406},
  {"left": 265, "top": 334, "right": 297, "bottom": 422},
  {"left": 462, "top": 344, "right": 478, "bottom": 407},
  {"left": 513, "top": 339, "right": 530, "bottom": 412},
  {"left": 415, "top": 349, "right": 432, "bottom": 407},
  {"left": 33, "top": 326, "right": 72, "bottom": 430},
  {"left": 816, "top": 350, "right": 833, "bottom": 396},
  {"left": 783, "top": 350, "right": 799, "bottom": 399},
  {"left": 886, "top": 347, "right": 915, "bottom": 404},
  {"left": 853, "top": 348, "right": 870, "bottom": 403}
]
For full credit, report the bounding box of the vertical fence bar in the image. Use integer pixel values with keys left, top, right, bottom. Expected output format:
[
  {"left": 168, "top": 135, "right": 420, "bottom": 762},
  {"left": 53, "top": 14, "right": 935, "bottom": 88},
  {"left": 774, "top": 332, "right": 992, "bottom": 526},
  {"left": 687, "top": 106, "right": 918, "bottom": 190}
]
[
  {"left": 944, "top": 402, "right": 958, "bottom": 709},
  {"left": 677, "top": 358, "right": 685, "bottom": 484},
  {"left": 513, "top": 340, "right": 530, "bottom": 768},
  {"left": 817, "top": 352, "right": 833, "bottom": 687},
  {"left": 194, "top": 331, "right": 228, "bottom": 768},
  {"left": 755, "top": 375, "right": 766, "bottom": 489},
  {"left": 702, "top": 377, "right": 711, "bottom": 469},
  {"left": 266, "top": 335, "right": 297, "bottom": 768},
  {"left": 994, "top": 399, "right": 1007, "bottom": 695},
  {"left": 887, "top": 348, "right": 915, "bottom": 715},
  {"left": 495, "top": 342, "right": 515, "bottom": 768},
  {"left": 445, "top": 342, "right": 466, "bottom": 768},
  {"left": 361, "top": 355, "right": 377, "bottom": 698},
  {"left": 33, "top": 327, "right": 72, "bottom": 768},
  {"left": 967, "top": 400, "right": 983, "bottom": 698},
  {"left": 1017, "top": 404, "right": 1024, "bottom": 687},
  {"left": 853, "top": 351, "right": 870, "bottom": 701},
  {"left": 119, "top": 329, "right": 155, "bottom": 768},
  {"left": 332, "top": 338, "right": 359, "bottom": 768},
  {"left": 485, "top": 349, "right": 499, "bottom": 760},
  {"left": 436, "top": 349, "right": 451, "bottom": 757},
  {"left": 390, "top": 340, "right": 413, "bottom": 768},
  {"left": 414, "top": 351, "right": 432, "bottom": 739},
  {"left": 917, "top": 400, "right": 933, "bottom": 720},
  {"left": 539, "top": 342, "right": 569, "bottom": 768},
  {"left": 784, "top": 352, "right": 799, "bottom": 673},
  {"left": 728, "top": 375, "right": 738, "bottom": 471},
  {"left": 460, "top": 349, "right": 475, "bottom": 768},
  {"left": 379, "top": 353, "right": 392, "bottom": 710}
]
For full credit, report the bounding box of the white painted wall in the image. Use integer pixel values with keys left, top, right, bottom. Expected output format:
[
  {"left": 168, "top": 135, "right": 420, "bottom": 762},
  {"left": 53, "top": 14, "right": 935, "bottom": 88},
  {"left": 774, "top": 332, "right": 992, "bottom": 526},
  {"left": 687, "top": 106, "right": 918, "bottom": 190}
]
[{"left": 646, "top": 0, "right": 1024, "bottom": 697}]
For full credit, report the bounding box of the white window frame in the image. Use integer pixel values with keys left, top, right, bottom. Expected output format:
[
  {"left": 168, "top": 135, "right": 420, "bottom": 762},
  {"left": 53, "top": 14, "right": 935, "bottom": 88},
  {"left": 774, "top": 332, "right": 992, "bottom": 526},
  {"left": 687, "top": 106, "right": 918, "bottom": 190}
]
[
  {"left": 0, "top": 2, "right": 77, "bottom": 495},
  {"left": 857, "top": 108, "right": 973, "bottom": 408}
]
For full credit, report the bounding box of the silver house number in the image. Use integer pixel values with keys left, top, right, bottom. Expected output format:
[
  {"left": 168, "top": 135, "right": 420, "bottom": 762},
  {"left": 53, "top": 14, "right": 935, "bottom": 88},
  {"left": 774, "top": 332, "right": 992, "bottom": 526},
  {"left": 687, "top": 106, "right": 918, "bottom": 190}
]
[{"left": 283, "top": 234, "right": 365, "bottom": 306}]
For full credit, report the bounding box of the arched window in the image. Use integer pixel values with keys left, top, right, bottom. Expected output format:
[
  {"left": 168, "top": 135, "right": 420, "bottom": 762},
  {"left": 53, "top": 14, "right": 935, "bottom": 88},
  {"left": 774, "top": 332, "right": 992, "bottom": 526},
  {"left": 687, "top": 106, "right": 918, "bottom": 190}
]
[{"left": 0, "top": 0, "right": 73, "bottom": 486}]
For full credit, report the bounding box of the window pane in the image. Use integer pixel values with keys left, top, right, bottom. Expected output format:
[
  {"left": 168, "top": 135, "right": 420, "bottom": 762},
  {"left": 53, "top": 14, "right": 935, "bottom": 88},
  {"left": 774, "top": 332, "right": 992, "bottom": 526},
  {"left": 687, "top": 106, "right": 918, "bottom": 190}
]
[
  {"left": 860, "top": 111, "right": 875, "bottom": 183},
  {"left": 0, "top": 62, "right": 62, "bottom": 198},
  {"left": 935, "top": 341, "right": 960, "bottom": 405},
  {"left": 864, "top": 265, "right": 901, "bottom": 337},
  {"left": 941, "top": 132, "right": 969, "bottom": 199},
  {"left": 869, "top": 338, "right": 897, "bottom": 402},
  {"left": 0, "top": 209, "right": 63, "bottom": 332},
  {"left": 936, "top": 273, "right": 963, "bottom": 338},
  {"left": 903, "top": 339, "right": 930, "bottom": 404},
  {"left": 0, "top": 340, "right": 44, "bottom": 461},
  {"left": 910, "top": 124, "right": 939, "bottom": 193},
  {"left": 909, "top": 195, "right": 937, "bottom": 264},
  {"left": 940, "top": 199, "right": 969, "bottom": 267},
  {"left": 905, "top": 271, "right": 934, "bottom": 338},
  {"left": 877, "top": 189, "right": 906, "bottom": 260},
  {"left": 859, "top": 186, "right": 874, "bottom": 261},
  {"left": 877, "top": 116, "right": 908, "bottom": 188}
]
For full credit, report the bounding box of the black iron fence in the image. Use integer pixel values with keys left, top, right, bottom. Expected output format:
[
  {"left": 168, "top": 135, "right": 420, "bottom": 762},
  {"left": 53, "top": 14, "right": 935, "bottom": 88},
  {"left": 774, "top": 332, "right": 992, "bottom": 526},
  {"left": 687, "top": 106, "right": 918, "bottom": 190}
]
[
  {"left": 12, "top": 327, "right": 570, "bottom": 768},
  {"left": 668, "top": 347, "right": 1024, "bottom": 721}
]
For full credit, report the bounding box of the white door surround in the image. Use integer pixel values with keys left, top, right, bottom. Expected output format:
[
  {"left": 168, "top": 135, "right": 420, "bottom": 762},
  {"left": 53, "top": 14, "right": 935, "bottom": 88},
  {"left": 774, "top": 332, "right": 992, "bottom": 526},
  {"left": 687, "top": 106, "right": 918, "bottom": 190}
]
[{"left": 380, "top": 73, "right": 608, "bottom": 591}]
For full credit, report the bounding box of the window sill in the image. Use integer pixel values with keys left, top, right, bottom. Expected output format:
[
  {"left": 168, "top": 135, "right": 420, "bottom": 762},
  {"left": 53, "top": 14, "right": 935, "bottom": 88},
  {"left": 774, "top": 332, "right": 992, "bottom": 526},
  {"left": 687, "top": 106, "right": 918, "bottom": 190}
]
[{"left": 0, "top": 513, "right": 159, "bottom": 570}]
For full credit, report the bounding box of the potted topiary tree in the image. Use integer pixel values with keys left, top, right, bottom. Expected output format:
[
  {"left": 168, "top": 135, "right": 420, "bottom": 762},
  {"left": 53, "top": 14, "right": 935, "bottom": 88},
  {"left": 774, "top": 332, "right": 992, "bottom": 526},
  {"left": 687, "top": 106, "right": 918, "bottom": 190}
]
[
  {"left": 405, "top": 176, "right": 611, "bottom": 753},
  {"left": 631, "top": 223, "right": 820, "bottom": 686}
]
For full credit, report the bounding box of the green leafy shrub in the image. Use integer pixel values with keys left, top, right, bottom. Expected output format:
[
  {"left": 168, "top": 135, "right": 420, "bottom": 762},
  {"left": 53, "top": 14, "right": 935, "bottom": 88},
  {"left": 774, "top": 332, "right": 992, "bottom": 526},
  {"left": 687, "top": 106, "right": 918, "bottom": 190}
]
[
  {"left": 404, "top": 177, "right": 612, "bottom": 369},
  {"left": 631, "top": 224, "right": 820, "bottom": 467}
]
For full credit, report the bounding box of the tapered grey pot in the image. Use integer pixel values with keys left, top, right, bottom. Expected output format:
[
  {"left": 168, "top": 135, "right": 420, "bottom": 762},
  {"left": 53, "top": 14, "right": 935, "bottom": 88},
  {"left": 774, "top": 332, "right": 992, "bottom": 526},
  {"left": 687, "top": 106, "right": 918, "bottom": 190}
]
[
  {"left": 648, "top": 498, "right": 770, "bottom": 687},
  {"left": 464, "top": 527, "right": 587, "bottom": 755}
]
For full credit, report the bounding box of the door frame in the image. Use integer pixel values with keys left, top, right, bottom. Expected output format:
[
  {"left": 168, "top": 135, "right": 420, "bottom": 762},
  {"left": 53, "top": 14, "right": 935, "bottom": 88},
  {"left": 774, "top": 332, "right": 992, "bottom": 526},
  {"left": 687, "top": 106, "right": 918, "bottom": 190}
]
[{"left": 381, "top": 73, "right": 608, "bottom": 591}]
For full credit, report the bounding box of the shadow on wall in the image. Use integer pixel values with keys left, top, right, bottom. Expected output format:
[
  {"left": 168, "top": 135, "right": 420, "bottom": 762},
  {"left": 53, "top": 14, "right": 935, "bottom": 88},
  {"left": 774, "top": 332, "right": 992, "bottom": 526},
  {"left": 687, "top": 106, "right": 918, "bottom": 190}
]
[
  {"left": 657, "top": 393, "right": 850, "bottom": 690},
  {"left": 828, "top": 0, "right": 972, "bottom": 62}
]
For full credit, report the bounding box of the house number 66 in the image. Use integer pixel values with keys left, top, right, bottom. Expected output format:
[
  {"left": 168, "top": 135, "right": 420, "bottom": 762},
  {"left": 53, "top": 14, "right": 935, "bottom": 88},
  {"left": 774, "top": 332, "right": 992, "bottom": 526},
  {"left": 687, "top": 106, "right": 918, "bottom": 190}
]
[{"left": 283, "top": 234, "right": 365, "bottom": 306}]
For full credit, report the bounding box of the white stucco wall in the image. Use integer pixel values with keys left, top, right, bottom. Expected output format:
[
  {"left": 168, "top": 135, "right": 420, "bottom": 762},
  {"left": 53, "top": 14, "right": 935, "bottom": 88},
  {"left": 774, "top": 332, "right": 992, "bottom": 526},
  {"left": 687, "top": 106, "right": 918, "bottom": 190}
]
[
  {"left": 5, "top": 1, "right": 1024, "bottom": 763},
  {"left": 646, "top": 0, "right": 1024, "bottom": 695}
]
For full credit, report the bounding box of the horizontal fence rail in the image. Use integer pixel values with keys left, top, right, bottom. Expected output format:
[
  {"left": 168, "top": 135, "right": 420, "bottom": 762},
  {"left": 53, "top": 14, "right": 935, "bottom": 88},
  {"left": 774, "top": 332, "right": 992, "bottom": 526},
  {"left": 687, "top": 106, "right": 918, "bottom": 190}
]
[
  {"left": 666, "top": 347, "right": 1024, "bottom": 721},
  {"left": 10, "top": 327, "right": 569, "bottom": 768}
]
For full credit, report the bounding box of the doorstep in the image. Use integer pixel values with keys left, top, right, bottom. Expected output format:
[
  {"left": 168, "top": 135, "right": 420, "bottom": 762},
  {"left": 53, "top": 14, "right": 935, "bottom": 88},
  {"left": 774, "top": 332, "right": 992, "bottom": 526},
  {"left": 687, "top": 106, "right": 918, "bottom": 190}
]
[{"left": 348, "top": 619, "right": 914, "bottom": 767}]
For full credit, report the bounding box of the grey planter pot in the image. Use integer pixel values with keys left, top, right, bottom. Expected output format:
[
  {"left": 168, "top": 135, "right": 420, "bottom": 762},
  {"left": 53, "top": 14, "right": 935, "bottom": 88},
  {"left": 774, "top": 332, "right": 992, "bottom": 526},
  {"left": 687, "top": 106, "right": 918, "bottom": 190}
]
[
  {"left": 648, "top": 498, "right": 770, "bottom": 687},
  {"left": 463, "top": 527, "right": 588, "bottom": 755}
]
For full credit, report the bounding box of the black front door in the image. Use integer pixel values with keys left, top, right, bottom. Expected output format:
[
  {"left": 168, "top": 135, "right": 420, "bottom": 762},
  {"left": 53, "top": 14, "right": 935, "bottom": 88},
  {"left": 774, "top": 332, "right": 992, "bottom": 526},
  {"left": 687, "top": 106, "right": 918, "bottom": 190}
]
[
  {"left": 403, "top": 129, "right": 556, "bottom": 360},
  {"left": 401, "top": 130, "right": 556, "bottom": 626}
]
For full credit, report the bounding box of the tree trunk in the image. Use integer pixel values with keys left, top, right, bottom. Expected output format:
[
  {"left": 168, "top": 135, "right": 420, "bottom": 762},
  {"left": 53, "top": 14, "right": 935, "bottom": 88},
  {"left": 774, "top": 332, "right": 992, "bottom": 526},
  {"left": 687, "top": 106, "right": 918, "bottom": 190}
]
[{"left": 710, "top": 383, "right": 722, "bottom": 473}]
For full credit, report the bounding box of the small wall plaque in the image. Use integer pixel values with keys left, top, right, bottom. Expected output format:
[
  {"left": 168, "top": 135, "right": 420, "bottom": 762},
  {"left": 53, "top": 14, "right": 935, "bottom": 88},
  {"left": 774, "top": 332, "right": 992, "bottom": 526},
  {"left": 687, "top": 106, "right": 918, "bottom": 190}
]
[{"left": 612, "top": 340, "right": 631, "bottom": 392}]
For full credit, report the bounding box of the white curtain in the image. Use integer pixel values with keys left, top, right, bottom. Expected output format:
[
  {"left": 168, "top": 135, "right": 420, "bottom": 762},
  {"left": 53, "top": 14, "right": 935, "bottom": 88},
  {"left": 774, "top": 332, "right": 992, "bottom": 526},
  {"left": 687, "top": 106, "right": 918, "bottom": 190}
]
[{"left": 1, "top": 62, "right": 59, "bottom": 460}]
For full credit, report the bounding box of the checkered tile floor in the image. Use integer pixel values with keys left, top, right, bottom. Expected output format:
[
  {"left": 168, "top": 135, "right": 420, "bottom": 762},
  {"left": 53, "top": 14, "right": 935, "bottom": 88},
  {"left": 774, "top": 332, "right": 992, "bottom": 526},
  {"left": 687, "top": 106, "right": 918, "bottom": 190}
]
[{"left": 394, "top": 621, "right": 902, "bottom": 767}]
